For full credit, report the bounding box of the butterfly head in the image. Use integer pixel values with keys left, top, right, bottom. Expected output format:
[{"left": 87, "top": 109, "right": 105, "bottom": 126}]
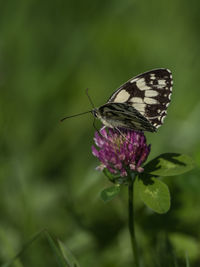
[
  {"left": 92, "top": 107, "right": 115, "bottom": 128},
  {"left": 91, "top": 108, "right": 99, "bottom": 118}
]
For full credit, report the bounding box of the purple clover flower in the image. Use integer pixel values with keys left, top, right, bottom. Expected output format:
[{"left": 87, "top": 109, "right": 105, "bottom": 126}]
[{"left": 92, "top": 127, "right": 151, "bottom": 177}]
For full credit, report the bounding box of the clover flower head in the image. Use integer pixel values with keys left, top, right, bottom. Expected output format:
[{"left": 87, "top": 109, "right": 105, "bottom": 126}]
[{"left": 92, "top": 127, "right": 151, "bottom": 177}]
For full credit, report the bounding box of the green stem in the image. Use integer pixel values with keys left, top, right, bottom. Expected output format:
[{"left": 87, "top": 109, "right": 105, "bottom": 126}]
[{"left": 128, "top": 174, "right": 140, "bottom": 267}]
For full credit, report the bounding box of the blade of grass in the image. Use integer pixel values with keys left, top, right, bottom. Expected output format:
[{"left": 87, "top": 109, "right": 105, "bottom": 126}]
[
  {"left": 1, "top": 229, "right": 46, "bottom": 267},
  {"left": 44, "top": 231, "right": 69, "bottom": 267},
  {"left": 58, "top": 240, "right": 80, "bottom": 267},
  {"left": 185, "top": 252, "right": 190, "bottom": 267},
  {"left": 1, "top": 229, "right": 70, "bottom": 267}
]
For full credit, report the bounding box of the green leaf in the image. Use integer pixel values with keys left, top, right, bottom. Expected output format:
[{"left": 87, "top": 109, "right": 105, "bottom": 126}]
[
  {"left": 100, "top": 185, "right": 120, "bottom": 203},
  {"left": 137, "top": 176, "right": 170, "bottom": 214},
  {"left": 144, "top": 153, "right": 195, "bottom": 176},
  {"left": 103, "top": 168, "right": 129, "bottom": 184},
  {"left": 103, "top": 168, "right": 120, "bottom": 180},
  {"left": 58, "top": 240, "right": 80, "bottom": 267}
]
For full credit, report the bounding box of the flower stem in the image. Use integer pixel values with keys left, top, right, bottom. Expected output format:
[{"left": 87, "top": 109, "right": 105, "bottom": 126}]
[{"left": 128, "top": 174, "right": 140, "bottom": 267}]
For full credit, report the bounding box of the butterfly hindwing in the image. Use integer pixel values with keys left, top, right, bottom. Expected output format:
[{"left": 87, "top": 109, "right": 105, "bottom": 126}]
[
  {"left": 107, "top": 69, "right": 173, "bottom": 129},
  {"left": 98, "top": 103, "right": 156, "bottom": 132}
]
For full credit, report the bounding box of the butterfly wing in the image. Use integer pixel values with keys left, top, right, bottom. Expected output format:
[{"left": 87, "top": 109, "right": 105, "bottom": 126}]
[
  {"left": 107, "top": 69, "right": 173, "bottom": 129},
  {"left": 97, "top": 102, "right": 156, "bottom": 132}
]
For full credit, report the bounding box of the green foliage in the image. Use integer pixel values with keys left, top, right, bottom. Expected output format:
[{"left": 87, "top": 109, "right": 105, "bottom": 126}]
[
  {"left": 137, "top": 176, "right": 170, "bottom": 214},
  {"left": 103, "top": 169, "right": 129, "bottom": 184},
  {"left": 100, "top": 185, "right": 120, "bottom": 203},
  {"left": 144, "top": 153, "right": 195, "bottom": 176},
  {"left": 134, "top": 153, "right": 194, "bottom": 214},
  {"left": 102, "top": 152, "right": 193, "bottom": 214},
  {"left": 103, "top": 169, "right": 120, "bottom": 181},
  {"left": 1, "top": 230, "right": 73, "bottom": 267}
]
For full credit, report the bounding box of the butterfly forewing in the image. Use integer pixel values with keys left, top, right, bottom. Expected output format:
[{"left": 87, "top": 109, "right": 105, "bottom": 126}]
[{"left": 107, "top": 68, "right": 173, "bottom": 129}]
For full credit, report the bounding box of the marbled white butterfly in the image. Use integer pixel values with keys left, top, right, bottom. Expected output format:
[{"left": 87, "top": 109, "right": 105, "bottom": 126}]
[{"left": 61, "top": 69, "right": 173, "bottom": 132}]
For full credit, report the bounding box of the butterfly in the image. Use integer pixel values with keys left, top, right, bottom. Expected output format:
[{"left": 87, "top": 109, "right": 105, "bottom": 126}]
[{"left": 61, "top": 69, "right": 173, "bottom": 132}]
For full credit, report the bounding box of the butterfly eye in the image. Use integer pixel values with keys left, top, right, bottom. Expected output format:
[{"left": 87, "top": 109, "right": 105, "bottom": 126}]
[{"left": 92, "top": 109, "right": 98, "bottom": 118}]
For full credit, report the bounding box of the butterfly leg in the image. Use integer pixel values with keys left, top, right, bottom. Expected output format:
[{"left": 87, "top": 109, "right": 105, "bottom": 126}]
[
  {"left": 92, "top": 117, "right": 107, "bottom": 140},
  {"left": 114, "top": 127, "right": 133, "bottom": 145}
]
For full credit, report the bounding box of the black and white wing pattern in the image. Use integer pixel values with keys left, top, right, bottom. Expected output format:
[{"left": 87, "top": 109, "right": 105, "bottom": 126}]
[
  {"left": 62, "top": 69, "right": 172, "bottom": 132},
  {"left": 97, "top": 102, "right": 156, "bottom": 132},
  {"left": 105, "top": 68, "right": 173, "bottom": 130}
]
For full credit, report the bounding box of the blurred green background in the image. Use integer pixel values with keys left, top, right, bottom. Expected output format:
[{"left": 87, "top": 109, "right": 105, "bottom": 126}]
[{"left": 0, "top": 0, "right": 200, "bottom": 266}]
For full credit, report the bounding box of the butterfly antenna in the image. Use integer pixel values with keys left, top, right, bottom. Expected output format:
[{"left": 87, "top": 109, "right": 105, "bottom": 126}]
[
  {"left": 86, "top": 88, "right": 95, "bottom": 109},
  {"left": 60, "top": 110, "right": 92, "bottom": 122}
]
